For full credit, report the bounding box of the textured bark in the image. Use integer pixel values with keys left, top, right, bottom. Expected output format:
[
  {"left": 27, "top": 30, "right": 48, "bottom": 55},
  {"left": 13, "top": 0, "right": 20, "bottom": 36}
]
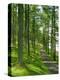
[
  {"left": 25, "top": 5, "right": 30, "bottom": 57},
  {"left": 51, "top": 6, "right": 56, "bottom": 60},
  {"left": 18, "top": 4, "right": 23, "bottom": 65},
  {"left": 32, "top": 17, "right": 35, "bottom": 54}
]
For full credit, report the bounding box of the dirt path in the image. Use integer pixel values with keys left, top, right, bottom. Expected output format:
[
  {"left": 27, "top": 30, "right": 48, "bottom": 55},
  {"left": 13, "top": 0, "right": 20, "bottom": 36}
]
[{"left": 40, "top": 48, "right": 58, "bottom": 74}]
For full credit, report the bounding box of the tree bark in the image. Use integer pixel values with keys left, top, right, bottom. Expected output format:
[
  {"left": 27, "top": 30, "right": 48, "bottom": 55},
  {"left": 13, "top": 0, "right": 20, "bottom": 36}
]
[{"left": 18, "top": 4, "right": 23, "bottom": 65}]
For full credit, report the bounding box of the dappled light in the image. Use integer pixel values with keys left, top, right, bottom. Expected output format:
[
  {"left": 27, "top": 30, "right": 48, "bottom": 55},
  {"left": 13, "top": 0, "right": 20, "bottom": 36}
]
[{"left": 8, "top": 4, "right": 59, "bottom": 76}]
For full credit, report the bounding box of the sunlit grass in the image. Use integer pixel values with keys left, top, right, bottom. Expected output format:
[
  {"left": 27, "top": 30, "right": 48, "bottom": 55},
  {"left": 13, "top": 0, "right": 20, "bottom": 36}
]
[
  {"left": 26, "top": 64, "right": 48, "bottom": 74},
  {"left": 9, "top": 62, "right": 49, "bottom": 76},
  {"left": 11, "top": 66, "right": 30, "bottom": 76}
]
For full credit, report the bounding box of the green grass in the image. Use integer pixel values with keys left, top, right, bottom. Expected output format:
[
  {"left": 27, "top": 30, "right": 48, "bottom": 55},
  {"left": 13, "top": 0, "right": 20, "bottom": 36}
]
[
  {"left": 8, "top": 44, "right": 50, "bottom": 76},
  {"left": 25, "top": 64, "right": 48, "bottom": 74},
  {"left": 8, "top": 62, "right": 49, "bottom": 76},
  {"left": 11, "top": 66, "right": 30, "bottom": 76}
]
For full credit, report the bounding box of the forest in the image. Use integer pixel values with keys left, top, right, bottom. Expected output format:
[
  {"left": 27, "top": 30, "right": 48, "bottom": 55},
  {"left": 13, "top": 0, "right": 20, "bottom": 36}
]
[{"left": 8, "top": 4, "right": 59, "bottom": 76}]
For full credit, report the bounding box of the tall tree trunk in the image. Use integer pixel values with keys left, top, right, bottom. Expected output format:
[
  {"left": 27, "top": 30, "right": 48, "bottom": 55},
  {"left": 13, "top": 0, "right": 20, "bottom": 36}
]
[
  {"left": 32, "top": 17, "right": 35, "bottom": 54},
  {"left": 12, "top": 4, "right": 17, "bottom": 53},
  {"left": 18, "top": 4, "right": 23, "bottom": 65},
  {"left": 46, "top": 21, "right": 49, "bottom": 54},
  {"left": 43, "top": 23, "right": 47, "bottom": 50},
  {"left": 27, "top": 5, "right": 30, "bottom": 56},
  {"left": 51, "top": 6, "right": 56, "bottom": 60},
  {"left": 25, "top": 5, "right": 30, "bottom": 62},
  {"left": 53, "top": 6, "right": 56, "bottom": 60}
]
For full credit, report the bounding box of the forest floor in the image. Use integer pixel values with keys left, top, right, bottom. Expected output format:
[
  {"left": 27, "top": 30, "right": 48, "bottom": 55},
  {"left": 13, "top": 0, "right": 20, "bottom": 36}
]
[
  {"left": 40, "top": 48, "right": 58, "bottom": 74},
  {"left": 8, "top": 58, "right": 49, "bottom": 76},
  {"left": 8, "top": 45, "right": 58, "bottom": 76}
]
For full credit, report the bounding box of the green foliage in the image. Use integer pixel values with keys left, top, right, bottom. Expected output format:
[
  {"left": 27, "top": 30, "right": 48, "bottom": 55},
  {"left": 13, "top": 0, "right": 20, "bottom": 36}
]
[{"left": 8, "top": 4, "right": 59, "bottom": 76}]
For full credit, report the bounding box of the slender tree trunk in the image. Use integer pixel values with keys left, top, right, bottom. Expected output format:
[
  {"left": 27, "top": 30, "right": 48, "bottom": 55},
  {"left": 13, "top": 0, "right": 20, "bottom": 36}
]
[
  {"left": 25, "top": 5, "right": 30, "bottom": 61},
  {"left": 13, "top": 4, "right": 17, "bottom": 52},
  {"left": 51, "top": 6, "right": 56, "bottom": 60},
  {"left": 18, "top": 4, "right": 23, "bottom": 65},
  {"left": 32, "top": 17, "right": 35, "bottom": 54},
  {"left": 27, "top": 5, "right": 30, "bottom": 56},
  {"left": 53, "top": 6, "right": 56, "bottom": 60},
  {"left": 43, "top": 23, "right": 47, "bottom": 50},
  {"left": 46, "top": 21, "right": 49, "bottom": 54}
]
